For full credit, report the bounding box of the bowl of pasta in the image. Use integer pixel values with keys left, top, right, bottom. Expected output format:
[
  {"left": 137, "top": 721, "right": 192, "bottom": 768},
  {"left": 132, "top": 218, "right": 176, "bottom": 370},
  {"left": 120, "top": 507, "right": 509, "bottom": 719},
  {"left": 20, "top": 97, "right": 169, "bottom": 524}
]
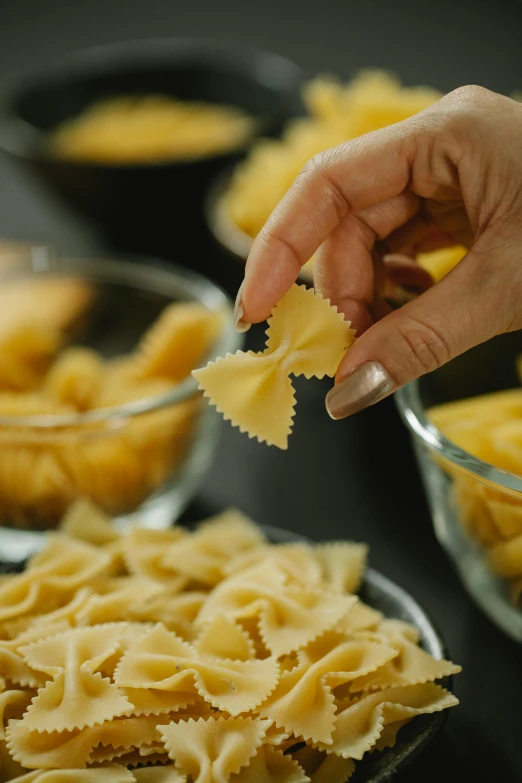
[
  {"left": 0, "top": 501, "right": 460, "bottom": 780},
  {"left": 395, "top": 330, "right": 522, "bottom": 642},
  {"left": 0, "top": 248, "right": 240, "bottom": 563},
  {"left": 0, "top": 39, "right": 304, "bottom": 259},
  {"left": 206, "top": 69, "right": 453, "bottom": 284}
]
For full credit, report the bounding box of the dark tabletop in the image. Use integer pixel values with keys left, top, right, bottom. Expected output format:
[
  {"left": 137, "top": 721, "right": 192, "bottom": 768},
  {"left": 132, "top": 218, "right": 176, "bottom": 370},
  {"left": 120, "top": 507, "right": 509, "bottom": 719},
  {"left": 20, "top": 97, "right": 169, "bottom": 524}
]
[{"left": 1, "top": 1, "right": 522, "bottom": 780}]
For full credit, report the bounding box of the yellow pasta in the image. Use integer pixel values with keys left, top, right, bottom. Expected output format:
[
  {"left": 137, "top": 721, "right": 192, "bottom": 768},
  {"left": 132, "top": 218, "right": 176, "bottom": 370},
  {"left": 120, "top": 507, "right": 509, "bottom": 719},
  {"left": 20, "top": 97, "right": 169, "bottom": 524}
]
[
  {"left": 44, "top": 347, "right": 104, "bottom": 410},
  {"left": 225, "top": 71, "right": 441, "bottom": 243},
  {"left": 0, "top": 505, "right": 459, "bottom": 779},
  {"left": 160, "top": 716, "right": 271, "bottom": 781},
  {"left": 0, "top": 297, "right": 223, "bottom": 529},
  {"left": 133, "top": 303, "right": 222, "bottom": 382},
  {"left": 193, "top": 285, "right": 354, "bottom": 449},
  {"left": 428, "top": 366, "right": 522, "bottom": 601},
  {"left": 416, "top": 245, "right": 467, "bottom": 282},
  {"left": 49, "top": 95, "right": 256, "bottom": 164}
]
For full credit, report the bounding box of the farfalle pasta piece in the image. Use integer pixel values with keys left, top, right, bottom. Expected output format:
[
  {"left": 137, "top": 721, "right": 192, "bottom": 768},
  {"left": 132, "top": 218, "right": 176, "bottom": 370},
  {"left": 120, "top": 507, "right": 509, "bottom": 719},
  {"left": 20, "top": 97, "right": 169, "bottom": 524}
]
[
  {"left": 122, "top": 529, "right": 188, "bottom": 587},
  {"left": 0, "top": 537, "right": 110, "bottom": 624},
  {"left": 27, "top": 536, "right": 113, "bottom": 591},
  {"left": 259, "top": 634, "right": 397, "bottom": 743},
  {"left": 74, "top": 578, "right": 163, "bottom": 626},
  {"left": 9, "top": 767, "right": 136, "bottom": 782},
  {"left": 6, "top": 714, "right": 167, "bottom": 769},
  {"left": 132, "top": 767, "right": 187, "bottom": 782},
  {"left": 160, "top": 716, "right": 272, "bottom": 783},
  {"left": 0, "top": 690, "right": 34, "bottom": 739},
  {"left": 0, "top": 619, "right": 73, "bottom": 687},
  {"left": 134, "top": 302, "right": 222, "bottom": 383},
  {"left": 335, "top": 601, "right": 383, "bottom": 637},
  {"left": 130, "top": 591, "right": 206, "bottom": 638},
  {"left": 313, "top": 543, "right": 368, "bottom": 595},
  {"left": 348, "top": 620, "right": 461, "bottom": 692},
  {"left": 196, "top": 572, "right": 356, "bottom": 657},
  {"left": 224, "top": 544, "right": 323, "bottom": 589},
  {"left": 19, "top": 625, "right": 133, "bottom": 732},
  {"left": 121, "top": 686, "right": 198, "bottom": 718},
  {"left": 160, "top": 510, "right": 266, "bottom": 586},
  {"left": 194, "top": 615, "right": 256, "bottom": 661},
  {"left": 193, "top": 285, "right": 355, "bottom": 449},
  {"left": 291, "top": 745, "right": 355, "bottom": 783},
  {"left": 315, "top": 683, "right": 458, "bottom": 759},
  {"left": 231, "top": 746, "right": 309, "bottom": 783},
  {"left": 114, "top": 623, "right": 279, "bottom": 715},
  {"left": 60, "top": 498, "right": 119, "bottom": 546}
]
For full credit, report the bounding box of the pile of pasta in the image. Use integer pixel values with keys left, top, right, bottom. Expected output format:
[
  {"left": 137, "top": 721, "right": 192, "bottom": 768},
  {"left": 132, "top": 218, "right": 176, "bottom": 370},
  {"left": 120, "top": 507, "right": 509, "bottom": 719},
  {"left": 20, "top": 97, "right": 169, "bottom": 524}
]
[
  {"left": 0, "top": 301, "right": 221, "bottom": 528},
  {"left": 220, "top": 69, "right": 469, "bottom": 282},
  {"left": 49, "top": 96, "right": 255, "bottom": 164},
  {"left": 0, "top": 501, "right": 460, "bottom": 781},
  {"left": 429, "top": 362, "right": 522, "bottom": 602}
]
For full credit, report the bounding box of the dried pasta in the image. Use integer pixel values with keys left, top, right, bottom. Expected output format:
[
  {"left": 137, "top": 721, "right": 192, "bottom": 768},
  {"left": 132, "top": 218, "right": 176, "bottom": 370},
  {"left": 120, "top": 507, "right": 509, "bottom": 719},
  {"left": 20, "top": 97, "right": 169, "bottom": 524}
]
[
  {"left": 0, "top": 504, "right": 459, "bottom": 780},
  {"left": 193, "top": 285, "right": 354, "bottom": 448},
  {"left": 428, "top": 363, "right": 522, "bottom": 602},
  {"left": 0, "top": 298, "right": 223, "bottom": 529}
]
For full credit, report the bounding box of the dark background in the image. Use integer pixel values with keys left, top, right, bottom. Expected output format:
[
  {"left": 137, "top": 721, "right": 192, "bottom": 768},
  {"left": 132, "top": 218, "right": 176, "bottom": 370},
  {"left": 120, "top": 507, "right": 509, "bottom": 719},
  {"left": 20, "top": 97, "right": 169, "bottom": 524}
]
[{"left": 0, "top": 1, "right": 522, "bottom": 781}]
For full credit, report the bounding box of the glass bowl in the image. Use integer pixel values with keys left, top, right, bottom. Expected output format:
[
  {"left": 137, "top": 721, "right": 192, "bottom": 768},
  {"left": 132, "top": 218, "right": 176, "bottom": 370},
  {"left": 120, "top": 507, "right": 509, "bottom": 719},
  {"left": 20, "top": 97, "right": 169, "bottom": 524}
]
[
  {"left": 395, "top": 334, "right": 522, "bottom": 642},
  {"left": 0, "top": 248, "right": 241, "bottom": 563}
]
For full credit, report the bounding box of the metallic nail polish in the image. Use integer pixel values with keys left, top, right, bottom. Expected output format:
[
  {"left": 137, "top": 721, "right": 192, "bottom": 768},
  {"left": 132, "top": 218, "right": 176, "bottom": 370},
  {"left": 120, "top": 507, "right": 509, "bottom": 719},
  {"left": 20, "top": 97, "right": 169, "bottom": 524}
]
[
  {"left": 233, "top": 282, "right": 251, "bottom": 333},
  {"left": 325, "top": 362, "right": 394, "bottom": 420}
]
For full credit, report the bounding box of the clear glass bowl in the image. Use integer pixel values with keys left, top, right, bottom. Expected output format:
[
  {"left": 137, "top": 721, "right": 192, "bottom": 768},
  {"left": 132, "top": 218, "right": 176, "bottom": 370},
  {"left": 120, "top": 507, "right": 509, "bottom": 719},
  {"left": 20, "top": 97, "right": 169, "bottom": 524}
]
[
  {"left": 395, "top": 345, "right": 522, "bottom": 642},
  {"left": 0, "top": 248, "right": 241, "bottom": 563}
]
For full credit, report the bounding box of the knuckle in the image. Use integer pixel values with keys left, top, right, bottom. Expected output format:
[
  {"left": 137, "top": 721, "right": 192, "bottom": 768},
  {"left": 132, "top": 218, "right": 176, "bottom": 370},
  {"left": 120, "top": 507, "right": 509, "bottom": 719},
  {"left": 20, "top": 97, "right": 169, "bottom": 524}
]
[
  {"left": 445, "top": 84, "right": 491, "bottom": 106},
  {"left": 395, "top": 313, "right": 452, "bottom": 375},
  {"left": 300, "top": 149, "right": 350, "bottom": 222}
]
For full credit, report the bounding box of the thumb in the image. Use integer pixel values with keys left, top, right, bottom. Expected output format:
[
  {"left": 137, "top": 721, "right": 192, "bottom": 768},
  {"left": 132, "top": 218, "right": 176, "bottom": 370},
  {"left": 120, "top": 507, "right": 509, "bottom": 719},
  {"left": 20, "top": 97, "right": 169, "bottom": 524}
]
[{"left": 325, "top": 241, "right": 516, "bottom": 419}]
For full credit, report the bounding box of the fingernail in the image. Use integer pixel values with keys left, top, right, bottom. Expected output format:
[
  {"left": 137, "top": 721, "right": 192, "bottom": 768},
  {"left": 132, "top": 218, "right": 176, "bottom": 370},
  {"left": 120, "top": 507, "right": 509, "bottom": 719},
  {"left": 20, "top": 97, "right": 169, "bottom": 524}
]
[
  {"left": 325, "top": 362, "right": 394, "bottom": 420},
  {"left": 234, "top": 282, "right": 251, "bottom": 333}
]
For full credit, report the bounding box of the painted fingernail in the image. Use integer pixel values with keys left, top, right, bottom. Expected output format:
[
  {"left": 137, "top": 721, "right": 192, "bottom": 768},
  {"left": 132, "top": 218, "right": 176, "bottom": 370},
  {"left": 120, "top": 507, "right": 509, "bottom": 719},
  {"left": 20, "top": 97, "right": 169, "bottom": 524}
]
[
  {"left": 233, "top": 282, "right": 251, "bottom": 333},
  {"left": 325, "top": 362, "right": 394, "bottom": 420}
]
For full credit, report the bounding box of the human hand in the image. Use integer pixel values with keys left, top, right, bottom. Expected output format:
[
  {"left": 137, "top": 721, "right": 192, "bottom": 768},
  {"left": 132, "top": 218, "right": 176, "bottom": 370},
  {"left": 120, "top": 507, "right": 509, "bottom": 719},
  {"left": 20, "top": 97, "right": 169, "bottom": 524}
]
[{"left": 234, "top": 85, "right": 522, "bottom": 418}]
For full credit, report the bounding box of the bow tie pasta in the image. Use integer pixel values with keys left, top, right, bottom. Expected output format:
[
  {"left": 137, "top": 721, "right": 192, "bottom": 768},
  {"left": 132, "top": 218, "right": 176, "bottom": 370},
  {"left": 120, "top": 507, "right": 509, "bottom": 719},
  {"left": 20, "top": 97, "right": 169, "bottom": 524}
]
[
  {"left": 0, "top": 500, "right": 460, "bottom": 780},
  {"left": 193, "top": 285, "right": 355, "bottom": 449}
]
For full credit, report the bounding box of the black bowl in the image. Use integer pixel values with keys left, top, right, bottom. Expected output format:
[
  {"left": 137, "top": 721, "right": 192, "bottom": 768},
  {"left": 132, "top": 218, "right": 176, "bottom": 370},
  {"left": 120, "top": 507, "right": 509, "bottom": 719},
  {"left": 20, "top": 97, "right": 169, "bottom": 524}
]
[
  {"left": 261, "top": 524, "right": 453, "bottom": 783},
  {"left": 0, "top": 520, "right": 453, "bottom": 781},
  {"left": 0, "top": 38, "right": 305, "bottom": 262}
]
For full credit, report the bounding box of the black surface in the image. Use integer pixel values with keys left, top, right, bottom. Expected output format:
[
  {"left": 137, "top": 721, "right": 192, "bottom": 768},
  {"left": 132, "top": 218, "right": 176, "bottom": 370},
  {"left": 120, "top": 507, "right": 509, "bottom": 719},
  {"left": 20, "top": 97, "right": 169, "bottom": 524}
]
[{"left": 0, "top": 1, "right": 521, "bottom": 781}]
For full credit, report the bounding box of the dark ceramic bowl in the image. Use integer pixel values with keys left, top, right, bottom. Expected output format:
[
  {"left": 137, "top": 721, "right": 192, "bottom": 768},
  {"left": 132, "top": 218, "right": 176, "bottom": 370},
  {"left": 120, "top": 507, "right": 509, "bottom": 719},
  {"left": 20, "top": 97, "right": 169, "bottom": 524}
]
[
  {"left": 0, "top": 520, "right": 454, "bottom": 781},
  {"left": 262, "top": 524, "right": 453, "bottom": 783},
  {"left": 0, "top": 39, "right": 305, "bottom": 260}
]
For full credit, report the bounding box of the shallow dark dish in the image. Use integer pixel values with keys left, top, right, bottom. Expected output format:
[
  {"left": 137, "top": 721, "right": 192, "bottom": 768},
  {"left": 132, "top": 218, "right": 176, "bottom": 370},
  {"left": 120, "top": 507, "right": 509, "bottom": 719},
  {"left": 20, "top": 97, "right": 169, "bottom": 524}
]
[
  {"left": 261, "top": 524, "right": 453, "bottom": 783},
  {"left": 0, "top": 38, "right": 305, "bottom": 261},
  {"left": 0, "top": 520, "right": 453, "bottom": 780}
]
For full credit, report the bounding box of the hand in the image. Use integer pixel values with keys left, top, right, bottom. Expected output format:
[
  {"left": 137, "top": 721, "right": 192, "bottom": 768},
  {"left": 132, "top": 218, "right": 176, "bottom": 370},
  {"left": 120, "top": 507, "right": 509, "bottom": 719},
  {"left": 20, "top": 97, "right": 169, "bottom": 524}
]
[{"left": 235, "top": 85, "right": 522, "bottom": 418}]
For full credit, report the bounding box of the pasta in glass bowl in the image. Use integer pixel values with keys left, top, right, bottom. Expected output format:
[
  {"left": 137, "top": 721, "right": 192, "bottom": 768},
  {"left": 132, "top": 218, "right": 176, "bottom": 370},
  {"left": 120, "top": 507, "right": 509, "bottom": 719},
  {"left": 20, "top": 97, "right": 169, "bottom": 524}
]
[
  {"left": 0, "top": 249, "right": 240, "bottom": 563},
  {"left": 395, "top": 333, "right": 522, "bottom": 642}
]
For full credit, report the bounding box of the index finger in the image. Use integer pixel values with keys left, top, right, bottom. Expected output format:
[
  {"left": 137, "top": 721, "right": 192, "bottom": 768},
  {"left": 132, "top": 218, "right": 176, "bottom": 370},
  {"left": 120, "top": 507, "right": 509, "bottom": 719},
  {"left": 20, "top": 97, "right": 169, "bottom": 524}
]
[{"left": 241, "top": 121, "right": 417, "bottom": 323}]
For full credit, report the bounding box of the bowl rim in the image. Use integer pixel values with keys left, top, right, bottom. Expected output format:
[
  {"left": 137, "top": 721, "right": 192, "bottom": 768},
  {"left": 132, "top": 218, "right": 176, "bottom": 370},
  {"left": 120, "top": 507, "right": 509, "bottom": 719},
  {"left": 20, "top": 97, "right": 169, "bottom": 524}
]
[
  {"left": 395, "top": 379, "right": 522, "bottom": 495},
  {"left": 0, "top": 247, "right": 241, "bottom": 429},
  {"left": 0, "top": 37, "right": 306, "bottom": 167}
]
